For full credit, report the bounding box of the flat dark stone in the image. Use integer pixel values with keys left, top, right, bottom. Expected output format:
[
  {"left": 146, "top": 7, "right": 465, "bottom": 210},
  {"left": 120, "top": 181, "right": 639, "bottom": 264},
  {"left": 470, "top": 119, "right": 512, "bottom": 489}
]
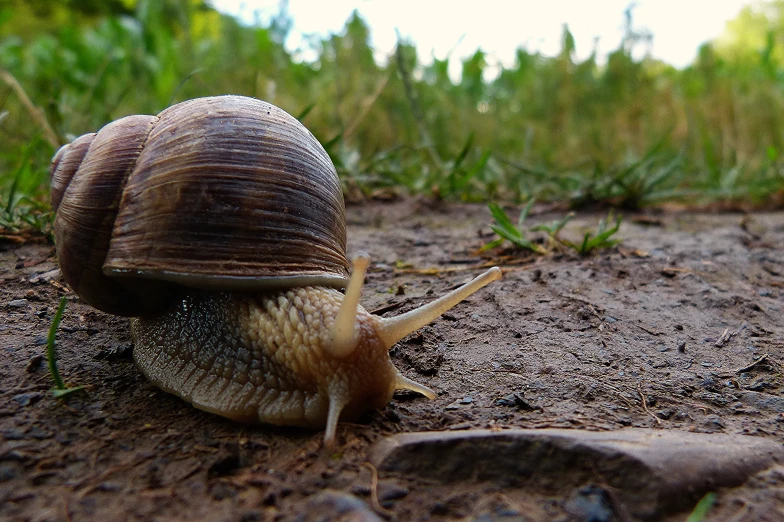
[
  {"left": 368, "top": 428, "right": 784, "bottom": 519},
  {"left": 736, "top": 391, "right": 784, "bottom": 413},
  {"left": 296, "top": 490, "right": 381, "bottom": 522}
]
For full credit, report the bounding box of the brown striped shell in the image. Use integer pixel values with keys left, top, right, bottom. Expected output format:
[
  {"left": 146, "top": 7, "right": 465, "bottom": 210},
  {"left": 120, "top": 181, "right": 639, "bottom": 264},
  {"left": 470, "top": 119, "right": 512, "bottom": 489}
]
[{"left": 51, "top": 96, "right": 348, "bottom": 317}]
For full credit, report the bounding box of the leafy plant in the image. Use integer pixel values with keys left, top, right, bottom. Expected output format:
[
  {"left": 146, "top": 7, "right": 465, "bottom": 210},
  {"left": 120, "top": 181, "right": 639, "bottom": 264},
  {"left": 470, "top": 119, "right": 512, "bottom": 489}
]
[
  {"left": 563, "top": 211, "right": 622, "bottom": 255},
  {"left": 0, "top": 136, "right": 54, "bottom": 240},
  {"left": 483, "top": 200, "right": 546, "bottom": 254}
]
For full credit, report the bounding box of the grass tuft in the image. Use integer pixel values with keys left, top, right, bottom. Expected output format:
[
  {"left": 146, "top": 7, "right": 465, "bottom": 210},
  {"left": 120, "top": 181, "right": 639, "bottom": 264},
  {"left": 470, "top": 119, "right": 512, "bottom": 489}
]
[
  {"left": 483, "top": 200, "right": 547, "bottom": 254},
  {"left": 563, "top": 211, "right": 623, "bottom": 255},
  {"left": 485, "top": 203, "right": 622, "bottom": 256}
]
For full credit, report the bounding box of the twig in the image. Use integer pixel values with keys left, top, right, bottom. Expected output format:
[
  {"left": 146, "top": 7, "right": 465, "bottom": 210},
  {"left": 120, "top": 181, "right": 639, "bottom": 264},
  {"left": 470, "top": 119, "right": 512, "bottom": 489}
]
[
  {"left": 0, "top": 68, "right": 60, "bottom": 148},
  {"left": 362, "top": 462, "right": 394, "bottom": 519},
  {"left": 559, "top": 293, "right": 596, "bottom": 307},
  {"left": 632, "top": 323, "right": 662, "bottom": 336},
  {"left": 734, "top": 353, "right": 771, "bottom": 374},
  {"left": 637, "top": 383, "right": 662, "bottom": 425},
  {"left": 76, "top": 460, "right": 141, "bottom": 498},
  {"left": 393, "top": 261, "right": 515, "bottom": 275},
  {"left": 715, "top": 321, "right": 747, "bottom": 348},
  {"left": 370, "top": 300, "right": 407, "bottom": 316},
  {"left": 63, "top": 495, "right": 73, "bottom": 522},
  {"left": 714, "top": 328, "right": 732, "bottom": 347}
]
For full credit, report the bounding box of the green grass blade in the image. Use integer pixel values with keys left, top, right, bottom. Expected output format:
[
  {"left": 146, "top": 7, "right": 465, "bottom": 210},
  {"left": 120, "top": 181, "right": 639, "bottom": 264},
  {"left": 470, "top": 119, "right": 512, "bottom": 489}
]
[
  {"left": 478, "top": 237, "right": 505, "bottom": 252},
  {"left": 296, "top": 103, "right": 316, "bottom": 122},
  {"left": 52, "top": 386, "right": 85, "bottom": 398},
  {"left": 517, "top": 199, "right": 535, "bottom": 230},
  {"left": 45, "top": 296, "right": 86, "bottom": 398},
  {"left": 489, "top": 223, "right": 520, "bottom": 243},
  {"left": 488, "top": 203, "right": 522, "bottom": 240},
  {"left": 452, "top": 132, "right": 475, "bottom": 172},
  {"left": 454, "top": 150, "right": 491, "bottom": 193},
  {"left": 686, "top": 492, "right": 716, "bottom": 522},
  {"left": 46, "top": 297, "right": 68, "bottom": 390}
]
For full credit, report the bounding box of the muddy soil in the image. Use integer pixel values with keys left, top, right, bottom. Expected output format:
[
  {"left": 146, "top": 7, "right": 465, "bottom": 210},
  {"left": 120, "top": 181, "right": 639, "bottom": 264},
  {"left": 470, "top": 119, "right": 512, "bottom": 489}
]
[{"left": 2, "top": 200, "right": 784, "bottom": 521}]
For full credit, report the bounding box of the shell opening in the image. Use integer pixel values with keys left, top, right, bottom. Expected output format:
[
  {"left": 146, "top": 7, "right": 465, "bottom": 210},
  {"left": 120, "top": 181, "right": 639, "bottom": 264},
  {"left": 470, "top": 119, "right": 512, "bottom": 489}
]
[
  {"left": 376, "top": 267, "right": 502, "bottom": 348},
  {"left": 325, "top": 252, "right": 370, "bottom": 358}
]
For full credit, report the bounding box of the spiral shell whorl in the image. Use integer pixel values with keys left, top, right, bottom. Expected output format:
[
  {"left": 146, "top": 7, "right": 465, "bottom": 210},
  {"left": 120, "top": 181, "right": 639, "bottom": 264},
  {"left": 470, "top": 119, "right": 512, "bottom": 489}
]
[
  {"left": 53, "top": 115, "right": 171, "bottom": 316},
  {"left": 50, "top": 132, "right": 96, "bottom": 212}
]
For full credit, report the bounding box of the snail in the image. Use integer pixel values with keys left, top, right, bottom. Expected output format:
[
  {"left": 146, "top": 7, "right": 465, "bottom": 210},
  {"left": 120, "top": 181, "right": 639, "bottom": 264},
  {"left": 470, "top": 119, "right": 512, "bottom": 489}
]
[{"left": 50, "top": 95, "right": 501, "bottom": 446}]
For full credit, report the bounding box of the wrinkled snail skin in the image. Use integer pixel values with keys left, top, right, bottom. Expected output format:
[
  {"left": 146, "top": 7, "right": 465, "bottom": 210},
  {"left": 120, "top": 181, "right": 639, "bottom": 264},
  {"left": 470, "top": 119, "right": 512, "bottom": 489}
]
[
  {"left": 50, "top": 95, "right": 502, "bottom": 446},
  {"left": 130, "top": 261, "right": 502, "bottom": 446},
  {"left": 131, "top": 289, "right": 404, "bottom": 442}
]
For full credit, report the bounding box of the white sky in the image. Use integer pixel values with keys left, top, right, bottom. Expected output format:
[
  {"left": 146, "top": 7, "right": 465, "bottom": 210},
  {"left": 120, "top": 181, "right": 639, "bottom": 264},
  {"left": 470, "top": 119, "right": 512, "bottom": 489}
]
[{"left": 211, "top": 0, "right": 756, "bottom": 77}]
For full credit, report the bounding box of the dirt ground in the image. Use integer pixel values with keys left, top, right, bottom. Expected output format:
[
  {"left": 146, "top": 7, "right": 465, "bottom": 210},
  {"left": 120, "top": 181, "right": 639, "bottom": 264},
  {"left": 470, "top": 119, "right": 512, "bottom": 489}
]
[{"left": 2, "top": 200, "right": 784, "bottom": 521}]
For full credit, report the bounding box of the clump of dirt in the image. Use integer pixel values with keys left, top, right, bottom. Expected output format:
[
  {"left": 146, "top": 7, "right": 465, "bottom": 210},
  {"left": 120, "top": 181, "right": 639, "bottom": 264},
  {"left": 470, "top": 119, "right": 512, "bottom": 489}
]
[{"left": 2, "top": 201, "right": 783, "bottom": 521}]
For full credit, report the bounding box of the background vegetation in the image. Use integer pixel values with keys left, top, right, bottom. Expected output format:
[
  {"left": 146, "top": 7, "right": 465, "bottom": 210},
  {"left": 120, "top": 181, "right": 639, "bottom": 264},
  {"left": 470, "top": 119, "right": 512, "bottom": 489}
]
[{"left": 1, "top": 0, "right": 783, "bottom": 227}]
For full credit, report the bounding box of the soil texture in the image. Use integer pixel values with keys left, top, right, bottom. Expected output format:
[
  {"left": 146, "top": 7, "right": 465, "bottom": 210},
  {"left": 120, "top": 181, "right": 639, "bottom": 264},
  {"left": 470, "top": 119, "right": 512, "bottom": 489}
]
[{"left": 2, "top": 200, "right": 784, "bottom": 521}]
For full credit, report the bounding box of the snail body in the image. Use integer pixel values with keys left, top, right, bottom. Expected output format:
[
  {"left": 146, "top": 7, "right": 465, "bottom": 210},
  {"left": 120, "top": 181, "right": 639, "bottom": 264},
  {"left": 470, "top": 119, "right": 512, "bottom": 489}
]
[{"left": 51, "top": 95, "right": 501, "bottom": 445}]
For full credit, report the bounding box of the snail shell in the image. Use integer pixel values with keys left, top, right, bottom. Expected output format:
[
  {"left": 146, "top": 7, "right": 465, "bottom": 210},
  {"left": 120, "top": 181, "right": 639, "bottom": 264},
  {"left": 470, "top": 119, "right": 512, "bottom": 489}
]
[
  {"left": 51, "top": 95, "right": 347, "bottom": 316},
  {"left": 51, "top": 95, "right": 501, "bottom": 445}
]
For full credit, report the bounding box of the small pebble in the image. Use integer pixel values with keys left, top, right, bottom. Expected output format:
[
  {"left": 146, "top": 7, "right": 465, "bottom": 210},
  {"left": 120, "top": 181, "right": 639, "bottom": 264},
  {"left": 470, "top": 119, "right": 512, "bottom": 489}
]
[
  {"left": 351, "top": 484, "right": 371, "bottom": 496},
  {"left": 7, "top": 299, "right": 29, "bottom": 308},
  {"left": 28, "top": 426, "right": 50, "bottom": 440},
  {"left": 26, "top": 355, "right": 44, "bottom": 372},
  {"left": 705, "top": 415, "right": 725, "bottom": 429},
  {"left": 240, "top": 510, "right": 263, "bottom": 522},
  {"left": 564, "top": 485, "right": 617, "bottom": 522},
  {"left": 98, "top": 481, "right": 123, "bottom": 492},
  {"left": 378, "top": 482, "right": 409, "bottom": 501},
  {"left": 2, "top": 429, "right": 24, "bottom": 441},
  {"left": 0, "top": 464, "right": 17, "bottom": 481},
  {"left": 12, "top": 393, "right": 42, "bottom": 407}
]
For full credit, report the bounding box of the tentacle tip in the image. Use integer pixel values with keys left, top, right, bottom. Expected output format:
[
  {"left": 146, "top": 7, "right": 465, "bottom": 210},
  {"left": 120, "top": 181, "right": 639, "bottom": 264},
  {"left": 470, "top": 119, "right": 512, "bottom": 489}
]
[
  {"left": 352, "top": 251, "right": 370, "bottom": 269},
  {"left": 396, "top": 373, "right": 436, "bottom": 400},
  {"left": 420, "top": 387, "right": 437, "bottom": 400}
]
